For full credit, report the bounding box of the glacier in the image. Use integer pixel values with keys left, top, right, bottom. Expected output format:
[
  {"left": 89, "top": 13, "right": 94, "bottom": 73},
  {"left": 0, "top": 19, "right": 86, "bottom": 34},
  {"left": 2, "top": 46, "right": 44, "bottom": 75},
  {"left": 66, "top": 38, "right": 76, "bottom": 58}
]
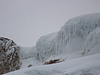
[{"left": 36, "top": 13, "right": 100, "bottom": 61}]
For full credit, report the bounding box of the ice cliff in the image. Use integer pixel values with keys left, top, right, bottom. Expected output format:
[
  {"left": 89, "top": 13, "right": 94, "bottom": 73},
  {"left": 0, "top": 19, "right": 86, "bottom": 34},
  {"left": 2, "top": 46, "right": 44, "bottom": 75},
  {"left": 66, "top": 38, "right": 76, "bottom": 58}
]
[{"left": 36, "top": 13, "right": 100, "bottom": 61}]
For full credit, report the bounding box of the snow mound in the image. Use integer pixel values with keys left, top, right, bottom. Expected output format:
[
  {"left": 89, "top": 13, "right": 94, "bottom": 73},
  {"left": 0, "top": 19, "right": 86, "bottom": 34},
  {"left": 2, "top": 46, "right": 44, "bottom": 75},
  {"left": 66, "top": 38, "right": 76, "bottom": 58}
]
[
  {"left": 84, "top": 27, "right": 100, "bottom": 55},
  {"left": 36, "top": 13, "right": 100, "bottom": 61}
]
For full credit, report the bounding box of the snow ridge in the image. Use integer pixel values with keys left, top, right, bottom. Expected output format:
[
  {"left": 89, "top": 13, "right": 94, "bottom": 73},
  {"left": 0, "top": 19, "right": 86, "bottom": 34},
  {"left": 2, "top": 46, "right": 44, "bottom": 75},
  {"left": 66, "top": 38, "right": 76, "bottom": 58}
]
[
  {"left": 84, "top": 27, "right": 100, "bottom": 55},
  {"left": 3, "top": 13, "right": 100, "bottom": 75},
  {"left": 36, "top": 13, "right": 100, "bottom": 61}
]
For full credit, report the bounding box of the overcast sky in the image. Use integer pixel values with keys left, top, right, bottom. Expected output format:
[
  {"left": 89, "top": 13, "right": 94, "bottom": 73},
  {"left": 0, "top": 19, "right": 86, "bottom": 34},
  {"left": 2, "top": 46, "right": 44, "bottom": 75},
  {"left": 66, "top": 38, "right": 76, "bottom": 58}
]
[{"left": 0, "top": 0, "right": 100, "bottom": 47}]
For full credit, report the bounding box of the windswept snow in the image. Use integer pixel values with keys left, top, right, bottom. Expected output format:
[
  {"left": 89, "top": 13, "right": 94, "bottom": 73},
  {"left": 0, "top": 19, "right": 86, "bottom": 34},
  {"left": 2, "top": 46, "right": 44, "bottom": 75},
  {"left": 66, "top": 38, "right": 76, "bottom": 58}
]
[
  {"left": 36, "top": 32, "right": 57, "bottom": 61},
  {"left": 3, "top": 13, "right": 100, "bottom": 75},
  {"left": 84, "top": 27, "right": 100, "bottom": 56},
  {"left": 6, "top": 47, "right": 15, "bottom": 55},
  {"left": 19, "top": 46, "right": 37, "bottom": 59},
  {"left": 19, "top": 46, "right": 39, "bottom": 69},
  {"left": 3, "top": 53, "right": 100, "bottom": 75},
  {"left": 36, "top": 13, "right": 100, "bottom": 61}
]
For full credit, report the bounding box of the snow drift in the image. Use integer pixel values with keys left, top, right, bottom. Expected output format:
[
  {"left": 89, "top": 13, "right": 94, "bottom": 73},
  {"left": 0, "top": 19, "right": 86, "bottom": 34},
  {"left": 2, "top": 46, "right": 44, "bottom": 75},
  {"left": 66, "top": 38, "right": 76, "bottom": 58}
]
[
  {"left": 3, "top": 53, "right": 100, "bottom": 75},
  {"left": 36, "top": 13, "right": 100, "bottom": 61}
]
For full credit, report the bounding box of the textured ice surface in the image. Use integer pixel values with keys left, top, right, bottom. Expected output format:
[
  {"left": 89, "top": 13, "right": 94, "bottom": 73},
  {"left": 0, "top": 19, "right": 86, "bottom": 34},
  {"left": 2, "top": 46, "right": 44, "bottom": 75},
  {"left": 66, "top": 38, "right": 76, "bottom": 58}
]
[
  {"left": 19, "top": 46, "right": 37, "bottom": 59},
  {"left": 3, "top": 13, "right": 100, "bottom": 75},
  {"left": 6, "top": 47, "right": 15, "bottom": 55},
  {"left": 84, "top": 27, "right": 100, "bottom": 55},
  {"left": 36, "top": 13, "right": 100, "bottom": 61},
  {"left": 36, "top": 32, "right": 57, "bottom": 61}
]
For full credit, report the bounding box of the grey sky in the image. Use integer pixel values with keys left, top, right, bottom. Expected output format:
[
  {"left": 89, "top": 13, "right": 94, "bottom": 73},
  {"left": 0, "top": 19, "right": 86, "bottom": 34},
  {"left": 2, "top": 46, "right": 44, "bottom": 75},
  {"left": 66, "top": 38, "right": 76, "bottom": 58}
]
[{"left": 0, "top": 0, "right": 100, "bottom": 47}]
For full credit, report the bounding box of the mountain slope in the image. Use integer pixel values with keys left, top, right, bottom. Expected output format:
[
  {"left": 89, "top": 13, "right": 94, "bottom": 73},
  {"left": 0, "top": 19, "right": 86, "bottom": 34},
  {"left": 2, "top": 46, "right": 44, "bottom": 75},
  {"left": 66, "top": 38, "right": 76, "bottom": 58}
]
[
  {"left": 3, "top": 13, "right": 100, "bottom": 75},
  {"left": 84, "top": 27, "right": 100, "bottom": 56},
  {"left": 3, "top": 53, "right": 100, "bottom": 75},
  {"left": 36, "top": 13, "right": 100, "bottom": 61}
]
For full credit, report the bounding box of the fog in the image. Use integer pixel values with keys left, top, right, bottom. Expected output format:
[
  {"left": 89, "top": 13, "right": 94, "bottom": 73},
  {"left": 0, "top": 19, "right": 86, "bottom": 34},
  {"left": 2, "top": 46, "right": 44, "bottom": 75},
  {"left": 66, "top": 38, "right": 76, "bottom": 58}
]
[{"left": 0, "top": 0, "right": 100, "bottom": 47}]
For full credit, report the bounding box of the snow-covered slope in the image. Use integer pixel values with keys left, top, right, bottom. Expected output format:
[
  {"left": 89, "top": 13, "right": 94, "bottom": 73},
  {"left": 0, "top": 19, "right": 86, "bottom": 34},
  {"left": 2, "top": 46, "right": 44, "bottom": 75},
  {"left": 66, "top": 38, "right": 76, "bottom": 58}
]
[
  {"left": 3, "top": 13, "right": 100, "bottom": 75},
  {"left": 19, "top": 46, "right": 37, "bottom": 59},
  {"left": 36, "top": 32, "right": 57, "bottom": 61},
  {"left": 36, "top": 13, "right": 100, "bottom": 61},
  {"left": 3, "top": 53, "right": 100, "bottom": 75},
  {"left": 19, "top": 46, "right": 39, "bottom": 69},
  {"left": 84, "top": 27, "right": 100, "bottom": 56}
]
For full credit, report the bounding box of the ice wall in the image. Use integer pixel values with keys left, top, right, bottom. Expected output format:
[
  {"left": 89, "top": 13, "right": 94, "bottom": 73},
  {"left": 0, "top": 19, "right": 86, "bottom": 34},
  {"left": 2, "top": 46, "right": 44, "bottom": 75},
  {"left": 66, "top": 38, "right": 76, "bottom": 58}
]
[
  {"left": 84, "top": 27, "right": 100, "bottom": 55},
  {"left": 58, "top": 13, "right": 100, "bottom": 53},
  {"left": 36, "top": 32, "right": 57, "bottom": 61},
  {"left": 36, "top": 13, "right": 100, "bottom": 61}
]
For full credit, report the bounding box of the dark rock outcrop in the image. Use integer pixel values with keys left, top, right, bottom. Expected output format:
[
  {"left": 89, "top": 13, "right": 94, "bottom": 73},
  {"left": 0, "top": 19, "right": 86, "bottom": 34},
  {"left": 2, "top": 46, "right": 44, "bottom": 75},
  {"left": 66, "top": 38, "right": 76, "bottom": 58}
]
[
  {"left": 28, "top": 64, "right": 33, "bottom": 67},
  {"left": 44, "top": 59, "right": 64, "bottom": 65},
  {"left": 0, "top": 37, "right": 20, "bottom": 74}
]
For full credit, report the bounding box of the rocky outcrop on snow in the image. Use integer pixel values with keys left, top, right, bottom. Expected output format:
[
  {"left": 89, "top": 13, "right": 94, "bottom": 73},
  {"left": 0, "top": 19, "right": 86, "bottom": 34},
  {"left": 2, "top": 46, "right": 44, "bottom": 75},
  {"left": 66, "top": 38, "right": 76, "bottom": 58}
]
[
  {"left": 0, "top": 37, "right": 20, "bottom": 74},
  {"left": 84, "top": 27, "right": 100, "bottom": 56},
  {"left": 36, "top": 13, "right": 100, "bottom": 61}
]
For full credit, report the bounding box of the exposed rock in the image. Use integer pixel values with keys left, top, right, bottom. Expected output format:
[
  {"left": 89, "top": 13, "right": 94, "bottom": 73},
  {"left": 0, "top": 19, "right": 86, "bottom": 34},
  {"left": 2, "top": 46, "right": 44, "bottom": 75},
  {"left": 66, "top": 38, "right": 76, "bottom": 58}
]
[
  {"left": 28, "top": 64, "right": 33, "bottom": 67},
  {"left": 44, "top": 59, "right": 64, "bottom": 65},
  {"left": 0, "top": 37, "right": 20, "bottom": 74}
]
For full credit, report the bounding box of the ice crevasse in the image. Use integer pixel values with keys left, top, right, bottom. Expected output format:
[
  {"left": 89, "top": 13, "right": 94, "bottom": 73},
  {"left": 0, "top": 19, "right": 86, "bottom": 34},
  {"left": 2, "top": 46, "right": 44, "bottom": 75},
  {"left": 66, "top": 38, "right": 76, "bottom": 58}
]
[{"left": 36, "top": 13, "right": 100, "bottom": 61}]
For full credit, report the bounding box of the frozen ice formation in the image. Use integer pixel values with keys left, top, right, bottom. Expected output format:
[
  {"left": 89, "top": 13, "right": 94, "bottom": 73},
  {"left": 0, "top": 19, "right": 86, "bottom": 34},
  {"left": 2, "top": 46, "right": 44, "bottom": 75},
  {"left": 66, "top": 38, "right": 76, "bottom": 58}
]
[
  {"left": 84, "top": 27, "right": 100, "bottom": 55},
  {"left": 19, "top": 46, "right": 37, "bottom": 59},
  {"left": 36, "top": 32, "right": 57, "bottom": 61},
  {"left": 36, "top": 13, "right": 100, "bottom": 61}
]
